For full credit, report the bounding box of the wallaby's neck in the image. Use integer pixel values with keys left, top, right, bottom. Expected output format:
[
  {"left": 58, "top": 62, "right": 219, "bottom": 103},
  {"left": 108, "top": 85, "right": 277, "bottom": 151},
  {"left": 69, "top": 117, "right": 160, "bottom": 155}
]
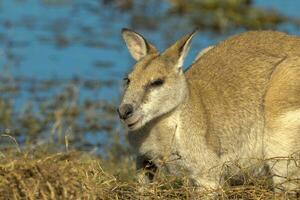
[{"left": 178, "top": 77, "right": 208, "bottom": 133}]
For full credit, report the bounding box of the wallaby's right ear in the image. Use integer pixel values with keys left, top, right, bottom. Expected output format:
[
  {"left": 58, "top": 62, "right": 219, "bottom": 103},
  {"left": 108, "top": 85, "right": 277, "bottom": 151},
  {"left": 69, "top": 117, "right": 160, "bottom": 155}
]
[{"left": 122, "top": 28, "right": 158, "bottom": 61}]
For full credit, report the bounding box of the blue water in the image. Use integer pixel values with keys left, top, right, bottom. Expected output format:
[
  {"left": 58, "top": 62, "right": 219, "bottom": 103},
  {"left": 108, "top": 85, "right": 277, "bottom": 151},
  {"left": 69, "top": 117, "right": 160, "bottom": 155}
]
[
  {"left": 0, "top": 0, "right": 222, "bottom": 111},
  {"left": 0, "top": 0, "right": 300, "bottom": 150},
  {"left": 0, "top": 0, "right": 299, "bottom": 83}
]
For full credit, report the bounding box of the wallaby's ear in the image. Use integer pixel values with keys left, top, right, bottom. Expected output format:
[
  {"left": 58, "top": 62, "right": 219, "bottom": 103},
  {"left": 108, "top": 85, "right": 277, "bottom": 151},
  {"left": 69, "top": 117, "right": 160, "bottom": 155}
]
[
  {"left": 162, "top": 30, "right": 197, "bottom": 70},
  {"left": 122, "top": 28, "right": 158, "bottom": 61}
]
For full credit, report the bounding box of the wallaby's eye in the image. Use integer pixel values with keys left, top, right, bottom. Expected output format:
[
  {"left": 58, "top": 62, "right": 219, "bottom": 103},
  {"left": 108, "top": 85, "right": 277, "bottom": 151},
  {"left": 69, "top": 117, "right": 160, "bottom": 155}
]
[
  {"left": 123, "top": 77, "right": 130, "bottom": 85},
  {"left": 150, "top": 78, "right": 164, "bottom": 87}
]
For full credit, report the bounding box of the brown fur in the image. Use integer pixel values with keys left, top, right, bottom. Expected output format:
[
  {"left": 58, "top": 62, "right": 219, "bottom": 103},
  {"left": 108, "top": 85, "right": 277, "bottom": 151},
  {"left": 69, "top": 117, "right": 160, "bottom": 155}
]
[{"left": 120, "top": 30, "right": 300, "bottom": 192}]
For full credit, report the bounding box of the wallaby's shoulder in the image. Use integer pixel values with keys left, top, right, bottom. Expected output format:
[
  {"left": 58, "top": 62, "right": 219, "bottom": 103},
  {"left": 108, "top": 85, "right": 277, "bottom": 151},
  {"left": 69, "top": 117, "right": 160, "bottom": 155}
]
[
  {"left": 193, "top": 30, "right": 300, "bottom": 59},
  {"left": 186, "top": 31, "right": 300, "bottom": 79},
  {"left": 219, "top": 30, "right": 297, "bottom": 47},
  {"left": 183, "top": 31, "right": 298, "bottom": 133}
]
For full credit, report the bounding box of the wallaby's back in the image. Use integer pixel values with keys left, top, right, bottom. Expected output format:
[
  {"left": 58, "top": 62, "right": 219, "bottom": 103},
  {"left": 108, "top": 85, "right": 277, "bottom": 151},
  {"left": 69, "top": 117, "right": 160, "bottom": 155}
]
[{"left": 185, "top": 31, "right": 300, "bottom": 155}]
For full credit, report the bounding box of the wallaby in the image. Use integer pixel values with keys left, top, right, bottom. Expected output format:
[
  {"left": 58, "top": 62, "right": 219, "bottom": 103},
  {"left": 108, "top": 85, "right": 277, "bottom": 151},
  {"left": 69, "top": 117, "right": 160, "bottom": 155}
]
[
  {"left": 193, "top": 45, "right": 214, "bottom": 63},
  {"left": 118, "top": 28, "right": 300, "bottom": 193}
]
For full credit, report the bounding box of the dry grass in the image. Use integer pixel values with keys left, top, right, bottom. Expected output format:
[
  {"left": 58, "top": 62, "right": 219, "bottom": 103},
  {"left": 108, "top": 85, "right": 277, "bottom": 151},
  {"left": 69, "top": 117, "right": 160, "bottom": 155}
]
[{"left": 0, "top": 150, "right": 299, "bottom": 199}]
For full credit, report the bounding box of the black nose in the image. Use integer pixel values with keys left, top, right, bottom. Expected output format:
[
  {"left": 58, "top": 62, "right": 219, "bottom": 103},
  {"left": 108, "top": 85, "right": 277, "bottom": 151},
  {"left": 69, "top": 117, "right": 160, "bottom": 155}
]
[{"left": 118, "top": 104, "right": 134, "bottom": 120}]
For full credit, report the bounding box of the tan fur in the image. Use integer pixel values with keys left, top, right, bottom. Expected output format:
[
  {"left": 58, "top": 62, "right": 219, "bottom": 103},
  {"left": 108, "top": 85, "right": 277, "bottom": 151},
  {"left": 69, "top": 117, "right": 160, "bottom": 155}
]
[{"left": 120, "top": 30, "right": 300, "bottom": 191}]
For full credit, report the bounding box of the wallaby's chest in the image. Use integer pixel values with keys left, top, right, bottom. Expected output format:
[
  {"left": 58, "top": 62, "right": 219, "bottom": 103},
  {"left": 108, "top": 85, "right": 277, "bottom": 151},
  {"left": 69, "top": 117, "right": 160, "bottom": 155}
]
[
  {"left": 140, "top": 128, "right": 191, "bottom": 175},
  {"left": 128, "top": 113, "right": 193, "bottom": 174}
]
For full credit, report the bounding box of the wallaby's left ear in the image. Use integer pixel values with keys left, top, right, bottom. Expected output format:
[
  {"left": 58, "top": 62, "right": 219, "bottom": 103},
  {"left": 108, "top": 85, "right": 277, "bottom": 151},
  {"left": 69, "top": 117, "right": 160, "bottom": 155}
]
[
  {"left": 163, "top": 30, "right": 197, "bottom": 70},
  {"left": 122, "top": 28, "right": 158, "bottom": 61}
]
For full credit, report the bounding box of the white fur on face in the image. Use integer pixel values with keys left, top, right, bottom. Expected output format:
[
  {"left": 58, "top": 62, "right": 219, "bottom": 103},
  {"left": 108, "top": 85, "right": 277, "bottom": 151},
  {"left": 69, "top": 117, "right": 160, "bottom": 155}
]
[
  {"left": 121, "top": 79, "right": 186, "bottom": 131},
  {"left": 139, "top": 75, "right": 188, "bottom": 128}
]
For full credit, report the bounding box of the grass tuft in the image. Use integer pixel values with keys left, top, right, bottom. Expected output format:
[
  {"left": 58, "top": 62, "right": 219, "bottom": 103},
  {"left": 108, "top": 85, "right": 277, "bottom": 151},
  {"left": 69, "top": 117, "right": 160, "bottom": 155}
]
[{"left": 0, "top": 150, "right": 299, "bottom": 199}]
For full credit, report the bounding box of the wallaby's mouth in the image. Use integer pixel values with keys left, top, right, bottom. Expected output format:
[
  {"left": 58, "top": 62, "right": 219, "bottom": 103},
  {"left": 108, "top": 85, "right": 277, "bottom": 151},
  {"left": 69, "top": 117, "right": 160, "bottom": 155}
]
[
  {"left": 125, "top": 116, "right": 142, "bottom": 130},
  {"left": 128, "top": 120, "right": 139, "bottom": 128}
]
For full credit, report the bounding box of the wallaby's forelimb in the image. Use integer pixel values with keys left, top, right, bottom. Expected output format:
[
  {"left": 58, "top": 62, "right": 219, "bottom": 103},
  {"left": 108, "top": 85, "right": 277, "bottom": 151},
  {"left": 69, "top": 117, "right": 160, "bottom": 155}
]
[{"left": 136, "top": 155, "right": 157, "bottom": 184}]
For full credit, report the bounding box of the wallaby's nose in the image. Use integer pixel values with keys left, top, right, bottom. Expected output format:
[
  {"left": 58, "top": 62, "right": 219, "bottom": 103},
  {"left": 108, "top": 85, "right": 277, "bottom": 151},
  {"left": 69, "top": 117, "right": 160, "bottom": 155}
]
[{"left": 118, "top": 104, "right": 134, "bottom": 120}]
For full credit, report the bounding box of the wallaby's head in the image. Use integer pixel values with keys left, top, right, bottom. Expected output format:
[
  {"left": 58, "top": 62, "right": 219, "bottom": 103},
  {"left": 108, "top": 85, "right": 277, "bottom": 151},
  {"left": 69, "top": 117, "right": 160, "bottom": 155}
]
[{"left": 118, "top": 28, "right": 196, "bottom": 131}]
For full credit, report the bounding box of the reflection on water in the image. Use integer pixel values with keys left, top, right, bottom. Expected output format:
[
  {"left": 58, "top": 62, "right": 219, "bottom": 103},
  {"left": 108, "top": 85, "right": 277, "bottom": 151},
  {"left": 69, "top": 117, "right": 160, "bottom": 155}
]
[{"left": 0, "top": 0, "right": 299, "bottom": 153}]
